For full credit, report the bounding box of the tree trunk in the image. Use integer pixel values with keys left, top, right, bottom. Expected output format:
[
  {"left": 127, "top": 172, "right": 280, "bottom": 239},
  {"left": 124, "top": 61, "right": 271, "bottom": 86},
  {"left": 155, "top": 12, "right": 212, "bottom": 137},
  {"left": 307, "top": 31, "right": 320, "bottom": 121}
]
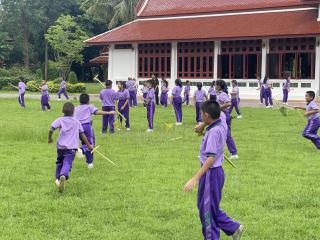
[
  {"left": 21, "top": 9, "right": 29, "bottom": 70},
  {"left": 45, "top": 39, "right": 48, "bottom": 81}
]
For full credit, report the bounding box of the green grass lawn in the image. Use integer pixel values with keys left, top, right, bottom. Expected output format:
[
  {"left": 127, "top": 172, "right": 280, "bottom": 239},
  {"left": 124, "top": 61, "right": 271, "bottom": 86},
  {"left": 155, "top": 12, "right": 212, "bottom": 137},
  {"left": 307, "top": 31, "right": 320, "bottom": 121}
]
[{"left": 0, "top": 99, "right": 319, "bottom": 240}]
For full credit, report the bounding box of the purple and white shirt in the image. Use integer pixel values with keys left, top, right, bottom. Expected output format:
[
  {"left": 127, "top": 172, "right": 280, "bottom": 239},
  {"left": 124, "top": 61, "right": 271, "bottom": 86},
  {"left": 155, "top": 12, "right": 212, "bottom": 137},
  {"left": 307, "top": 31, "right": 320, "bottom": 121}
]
[
  {"left": 161, "top": 85, "right": 168, "bottom": 93},
  {"left": 126, "top": 80, "right": 137, "bottom": 92},
  {"left": 18, "top": 82, "right": 26, "bottom": 94},
  {"left": 199, "top": 119, "right": 227, "bottom": 168},
  {"left": 194, "top": 89, "right": 207, "bottom": 103},
  {"left": 41, "top": 84, "right": 49, "bottom": 96},
  {"left": 184, "top": 85, "right": 191, "bottom": 95},
  {"left": 306, "top": 100, "right": 319, "bottom": 121},
  {"left": 258, "top": 79, "right": 263, "bottom": 88},
  {"left": 283, "top": 79, "right": 290, "bottom": 91},
  {"left": 51, "top": 116, "right": 84, "bottom": 149},
  {"left": 172, "top": 86, "right": 182, "bottom": 98},
  {"left": 216, "top": 91, "right": 230, "bottom": 112},
  {"left": 146, "top": 88, "right": 155, "bottom": 103},
  {"left": 99, "top": 88, "right": 119, "bottom": 107},
  {"left": 263, "top": 80, "right": 271, "bottom": 89},
  {"left": 231, "top": 86, "right": 239, "bottom": 99},
  {"left": 74, "top": 104, "right": 98, "bottom": 124},
  {"left": 142, "top": 86, "right": 148, "bottom": 94},
  {"left": 118, "top": 89, "right": 130, "bottom": 101},
  {"left": 208, "top": 87, "right": 216, "bottom": 96},
  {"left": 60, "top": 80, "right": 67, "bottom": 90}
]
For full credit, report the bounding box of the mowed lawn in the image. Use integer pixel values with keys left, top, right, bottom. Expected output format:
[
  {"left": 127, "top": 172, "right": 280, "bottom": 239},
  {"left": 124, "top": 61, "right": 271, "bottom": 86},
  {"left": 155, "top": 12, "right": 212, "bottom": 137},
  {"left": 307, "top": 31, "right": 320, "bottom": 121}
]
[{"left": 0, "top": 98, "right": 319, "bottom": 240}]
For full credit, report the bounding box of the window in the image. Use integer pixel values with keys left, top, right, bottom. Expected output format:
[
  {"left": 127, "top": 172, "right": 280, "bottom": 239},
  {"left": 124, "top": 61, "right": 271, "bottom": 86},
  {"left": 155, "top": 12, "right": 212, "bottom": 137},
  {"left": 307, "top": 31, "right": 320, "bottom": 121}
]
[
  {"left": 178, "top": 41, "right": 214, "bottom": 78},
  {"left": 218, "top": 40, "right": 262, "bottom": 79},
  {"left": 267, "top": 38, "right": 315, "bottom": 79},
  {"left": 138, "top": 43, "right": 171, "bottom": 78}
]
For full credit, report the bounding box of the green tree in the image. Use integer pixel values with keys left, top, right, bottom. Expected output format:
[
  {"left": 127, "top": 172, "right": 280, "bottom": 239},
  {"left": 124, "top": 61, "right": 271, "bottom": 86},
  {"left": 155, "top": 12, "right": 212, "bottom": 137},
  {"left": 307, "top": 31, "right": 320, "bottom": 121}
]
[{"left": 45, "top": 15, "right": 89, "bottom": 79}]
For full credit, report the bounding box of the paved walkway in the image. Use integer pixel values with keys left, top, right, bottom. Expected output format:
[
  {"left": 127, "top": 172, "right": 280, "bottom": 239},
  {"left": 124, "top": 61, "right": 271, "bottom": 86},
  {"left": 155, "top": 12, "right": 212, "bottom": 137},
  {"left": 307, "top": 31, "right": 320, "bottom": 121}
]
[{"left": 0, "top": 92, "right": 315, "bottom": 108}]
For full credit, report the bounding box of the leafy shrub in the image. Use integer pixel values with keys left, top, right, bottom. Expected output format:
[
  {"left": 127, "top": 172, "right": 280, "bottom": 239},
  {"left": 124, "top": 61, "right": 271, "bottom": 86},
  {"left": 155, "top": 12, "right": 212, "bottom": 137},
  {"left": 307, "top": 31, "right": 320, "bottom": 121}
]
[
  {"left": 26, "top": 80, "right": 42, "bottom": 92},
  {"left": 42, "top": 61, "right": 60, "bottom": 80},
  {"left": 53, "top": 77, "right": 63, "bottom": 84},
  {"left": 0, "top": 68, "right": 11, "bottom": 77},
  {"left": 67, "top": 83, "right": 86, "bottom": 93},
  {"left": 0, "top": 77, "right": 19, "bottom": 90},
  {"left": 68, "top": 71, "right": 78, "bottom": 84},
  {"left": 8, "top": 66, "right": 37, "bottom": 82},
  {"left": 35, "top": 69, "right": 43, "bottom": 79}
]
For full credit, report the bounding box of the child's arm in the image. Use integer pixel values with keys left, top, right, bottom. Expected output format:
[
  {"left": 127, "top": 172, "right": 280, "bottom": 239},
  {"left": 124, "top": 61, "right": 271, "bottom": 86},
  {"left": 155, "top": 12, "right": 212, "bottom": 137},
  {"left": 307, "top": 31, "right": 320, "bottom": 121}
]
[
  {"left": 194, "top": 122, "right": 207, "bottom": 135},
  {"left": 95, "top": 110, "right": 116, "bottom": 116},
  {"left": 80, "top": 133, "right": 94, "bottom": 150},
  {"left": 220, "top": 102, "right": 231, "bottom": 110},
  {"left": 120, "top": 100, "right": 129, "bottom": 110},
  {"left": 48, "top": 128, "right": 54, "bottom": 143},
  {"left": 305, "top": 109, "right": 319, "bottom": 117},
  {"left": 294, "top": 106, "right": 306, "bottom": 110},
  {"left": 184, "top": 156, "right": 215, "bottom": 192}
]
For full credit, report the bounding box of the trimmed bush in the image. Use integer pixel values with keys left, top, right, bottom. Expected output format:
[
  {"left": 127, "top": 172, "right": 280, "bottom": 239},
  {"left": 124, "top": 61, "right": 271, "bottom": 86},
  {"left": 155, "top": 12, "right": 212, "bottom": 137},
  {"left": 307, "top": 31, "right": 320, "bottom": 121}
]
[
  {"left": 35, "top": 69, "right": 43, "bottom": 80},
  {"left": 68, "top": 71, "right": 78, "bottom": 84},
  {"left": 0, "top": 77, "right": 20, "bottom": 90},
  {"left": 0, "top": 69, "right": 11, "bottom": 77},
  {"left": 26, "top": 80, "right": 42, "bottom": 92}
]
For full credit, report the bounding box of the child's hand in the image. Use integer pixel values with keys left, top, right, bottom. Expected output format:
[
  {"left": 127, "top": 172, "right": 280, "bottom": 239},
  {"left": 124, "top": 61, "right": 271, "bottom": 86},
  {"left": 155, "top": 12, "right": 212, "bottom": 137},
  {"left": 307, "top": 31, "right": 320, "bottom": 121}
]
[
  {"left": 110, "top": 111, "right": 116, "bottom": 115},
  {"left": 87, "top": 145, "right": 94, "bottom": 151},
  {"left": 194, "top": 124, "right": 205, "bottom": 134},
  {"left": 184, "top": 177, "right": 198, "bottom": 192},
  {"left": 120, "top": 106, "right": 125, "bottom": 111},
  {"left": 48, "top": 138, "right": 53, "bottom": 144}
]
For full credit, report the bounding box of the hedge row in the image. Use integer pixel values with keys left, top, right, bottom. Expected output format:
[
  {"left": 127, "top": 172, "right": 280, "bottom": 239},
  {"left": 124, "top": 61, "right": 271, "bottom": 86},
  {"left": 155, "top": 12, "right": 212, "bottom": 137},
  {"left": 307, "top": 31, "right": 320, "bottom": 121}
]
[{"left": 0, "top": 77, "right": 85, "bottom": 93}]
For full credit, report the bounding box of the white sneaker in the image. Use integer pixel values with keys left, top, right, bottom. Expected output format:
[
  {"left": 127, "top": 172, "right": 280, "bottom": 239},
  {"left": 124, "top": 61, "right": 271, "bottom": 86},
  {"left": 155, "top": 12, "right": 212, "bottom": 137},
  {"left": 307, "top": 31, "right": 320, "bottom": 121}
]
[
  {"left": 229, "top": 155, "right": 239, "bottom": 160},
  {"left": 176, "top": 122, "right": 183, "bottom": 126},
  {"left": 126, "top": 128, "right": 131, "bottom": 131},
  {"left": 55, "top": 179, "right": 60, "bottom": 187},
  {"left": 87, "top": 163, "right": 94, "bottom": 169},
  {"left": 266, "top": 106, "right": 271, "bottom": 109},
  {"left": 146, "top": 129, "right": 153, "bottom": 133},
  {"left": 58, "top": 175, "right": 66, "bottom": 193},
  {"left": 232, "top": 225, "right": 244, "bottom": 240},
  {"left": 117, "top": 128, "right": 121, "bottom": 131},
  {"left": 237, "top": 115, "right": 242, "bottom": 119},
  {"left": 270, "top": 105, "right": 274, "bottom": 108}
]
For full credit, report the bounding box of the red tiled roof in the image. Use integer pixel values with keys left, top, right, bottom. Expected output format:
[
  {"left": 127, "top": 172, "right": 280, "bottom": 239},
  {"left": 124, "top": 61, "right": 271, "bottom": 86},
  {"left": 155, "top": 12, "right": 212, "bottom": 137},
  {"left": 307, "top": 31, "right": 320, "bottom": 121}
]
[
  {"left": 89, "top": 55, "right": 109, "bottom": 64},
  {"left": 86, "top": 10, "right": 320, "bottom": 45},
  {"left": 138, "top": 0, "right": 319, "bottom": 17}
]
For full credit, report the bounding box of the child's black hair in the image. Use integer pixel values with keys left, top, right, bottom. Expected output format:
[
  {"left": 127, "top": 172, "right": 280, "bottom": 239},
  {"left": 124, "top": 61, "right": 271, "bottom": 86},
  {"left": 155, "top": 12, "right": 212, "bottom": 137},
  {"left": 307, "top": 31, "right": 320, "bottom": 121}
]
[
  {"left": 19, "top": 76, "right": 25, "bottom": 82},
  {"left": 175, "top": 78, "right": 183, "bottom": 87},
  {"left": 79, "top": 93, "right": 90, "bottom": 104},
  {"left": 63, "top": 102, "right": 75, "bottom": 116},
  {"left": 263, "top": 75, "right": 268, "bottom": 84},
  {"left": 231, "top": 80, "right": 238, "bottom": 85},
  {"left": 105, "top": 80, "right": 112, "bottom": 87},
  {"left": 215, "top": 80, "right": 228, "bottom": 94},
  {"left": 201, "top": 101, "right": 221, "bottom": 120},
  {"left": 163, "top": 79, "right": 168, "bottom": 87},
  {"left": 306, "top": 91, "right": 315, "bottom": 100},
  {"left": 120, "top": 81, "right": 127, "bottom": 89},
  {"left": 211, "top": 81, "right": 215, "bottom": 87},
  {"left": 186, "top": 80, "right": 190, "bottom": 84},
  {"left": 197, "top": 82, "right": 203, "bottom": 91},
  {"left": 146, "top": 79, "right": 154, "bottom": 88}
]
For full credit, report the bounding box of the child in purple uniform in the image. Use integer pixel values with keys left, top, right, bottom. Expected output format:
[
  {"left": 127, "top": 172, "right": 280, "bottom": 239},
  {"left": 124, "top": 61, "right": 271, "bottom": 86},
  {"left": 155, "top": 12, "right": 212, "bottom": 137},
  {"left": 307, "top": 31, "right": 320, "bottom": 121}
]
[
  {"left": 75, "top": 94, "right": 116, "bottom": 169},
  {"left": 263, "top": 76, "right": 273, "bottom": 108},
  {"left": 229, "top": 80, "right": 242, "bottom": 119},
  {"left": 99, "top": 80, "right": 119, "bottom": 134},
  {"left": 57, "top": 78, "right": 69, "bottom": 100},
  {"left": 257, "top": 76, "right": 264, "bottom": 104},
  {"left": 40, "top": 80, "right": 51, "bottom": 111},
  {"left": 172, "top": 79, "right": 183, "bottom": 125},
  {"left": 126, "top": 77, "right": 138, "bottom": 108},
  {"left": 141, "top": 82, "right": 148, "bottom": 108},
  {"left": 282, "top": 76, "right": 290, "bottom": 105},
  {"left": 194, "top": 82, "right": 208, "bottom": 123},
  {"left": 295, "top": 91, "right": 320, "bottom": 150},
  {"left": 184, "top": 80, "right": 191, "bottom": 106},
  {"left": 18, "top": 77, "right": 27, "bottom": 108},
  {"left": 48, "top": 102, "right": 93, "bottom": 192},
  {"left": 144, "top": 80, "right": 156, "bottom": 132},
  {"left": 117, "top": 82, "right": 131, "bottom": 130},
  {"left": 160, "top": 79, "right": 169, "bottom": 108},
  {"left": 184, "top": 101, "right": 244, "bottom": 240},
  {"left": 208, "top": 81, "right": 217, "bottom": 101}
]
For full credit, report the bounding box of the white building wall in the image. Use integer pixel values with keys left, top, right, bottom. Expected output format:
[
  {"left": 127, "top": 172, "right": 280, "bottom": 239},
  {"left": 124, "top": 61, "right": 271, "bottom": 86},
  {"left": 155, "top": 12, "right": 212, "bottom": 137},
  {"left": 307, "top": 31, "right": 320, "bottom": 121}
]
[
  {"left": 170, "top": 42, "right": 178, "bottom": 88},
  {"left": 315, "top": 36, "right": 320, "bottom": 97}
]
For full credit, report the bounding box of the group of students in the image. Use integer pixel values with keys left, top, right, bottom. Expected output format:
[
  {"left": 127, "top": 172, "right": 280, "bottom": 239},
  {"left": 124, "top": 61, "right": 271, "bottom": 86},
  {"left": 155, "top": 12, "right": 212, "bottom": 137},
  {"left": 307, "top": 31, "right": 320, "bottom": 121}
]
[{"left": 257, "top": 75, "right": 291, "bottom": 107}]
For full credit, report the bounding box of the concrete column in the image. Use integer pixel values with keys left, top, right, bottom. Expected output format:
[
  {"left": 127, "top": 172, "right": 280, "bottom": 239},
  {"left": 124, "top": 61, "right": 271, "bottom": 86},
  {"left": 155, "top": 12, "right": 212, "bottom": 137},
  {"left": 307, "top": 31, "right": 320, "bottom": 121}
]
[
  {"left": 315, "top": 36, "right": 320, "bottom": 97},
  {"left": 213, "top": 41, "right": 221, "bottom": 79},
  {"left": 261, "top": 39, "right": 269, "bottom": 78},
  {"left": 108, "top": 44, "right": 114, "bottom": 82},
  {"left": 170, "top": 41, "right": 178, "bottom": 88},
  {"left": 132, "top": 43, "right": 138, "bottom": 79},
  {"left": 318, "top": 3, "right": 320, "bottom": 21}
]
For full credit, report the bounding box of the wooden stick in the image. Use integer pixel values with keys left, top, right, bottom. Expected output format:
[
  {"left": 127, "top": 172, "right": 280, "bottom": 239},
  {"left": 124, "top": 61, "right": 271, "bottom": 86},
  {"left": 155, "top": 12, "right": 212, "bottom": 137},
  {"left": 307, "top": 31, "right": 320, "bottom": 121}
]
[
  {"left": 93, "top": 75, "right": 105, "bottom": 88},
  {"left": 224, "top": 156, "right": 237, "bottom": 168},
  {"left": 8, "top": 83, "right": 19, "bottom": 90},
  {"left": 91, "top": 146, "right": 117, "bottom": 166},
  {"left": 169, "top": 137, "right": 183, "bottom": 141},
  {"left": 115, "top": 100, "right": 127, "bottom": 121}
]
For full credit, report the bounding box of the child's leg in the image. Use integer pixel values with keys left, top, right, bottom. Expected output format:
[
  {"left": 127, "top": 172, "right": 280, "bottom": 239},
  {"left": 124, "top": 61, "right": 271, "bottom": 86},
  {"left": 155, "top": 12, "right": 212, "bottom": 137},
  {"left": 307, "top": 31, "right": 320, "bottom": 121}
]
[
  {"left": 57, "top": 90, "right": 62, "bottom": 99},
  {"left": 172, "top": 99, "right": 179, "bottom": 122},
  {"left": 264, "top": 91, "right": 269, "bottom": 106},
  {"left": 147, "top": 104, "right": 152, "bottom": 129},
  {"left": 55, "top": 150, "right": 64, "bottom": 180},
  {"left": 81, "top": 124, "right": 95, "bottom": 164},
  {"left": 227, "top": 127, "right": 238, "bottom": 155},
  {"left": 133, "top": 92, "right": 137, "bottom": 107},
  {"left": 150, "top": 102, "right": 155, "bottom": 128},
  {"left": 59, "top": 150, "right": 76, "bottom": 179},
  {"left": 235, "top": 99, "right": 241, "bottom": 115},
  {"left": 21, "top": 93, "right": 25, "bottom": 107},
  {"left": 303, "top": 119, "right": 320, "bottom": 149},
  {"left": 164, "top": 94, "right": 168, "bottom": 107},
  {"left": 108, "top": 106, "right": 115, "bottom": 133},
  {"left": 186, "top": 94, "right": 189, "bottom": 105},
  {"left": 63, "top": 89, "right": 69, "bottom": 100},
  {"left": 178, "top": 103, "right": 182, "bottom": 122},
  {"left": 196, "top": 102, "right": 200, "bottom": 123},
  {"left": 124, "top": 106, "right": 130, "bottom": 128},
  {"left": 102, "top": 107, "right": 108, "bottom": 133},
  {"left": 229, "top": 100, "right": 235, "bottom": 114}
]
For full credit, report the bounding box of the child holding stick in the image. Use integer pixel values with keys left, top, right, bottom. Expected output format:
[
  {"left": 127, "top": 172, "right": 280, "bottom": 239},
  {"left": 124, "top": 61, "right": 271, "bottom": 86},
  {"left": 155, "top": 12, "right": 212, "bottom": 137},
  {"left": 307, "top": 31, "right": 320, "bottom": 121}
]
[
  {"left": 48, "top": 102, "right": 93, "bottom": 192},
  {"left": 18, "top": 77, "right": 27, "bottom": 108},
  {"left": 208, "top": 81, "right": 217, "bottom": 101},
  {"left": 141, "top": 82, "right": 148, "bottom": 108},
  {"left": 40, "top": 80, "right": 51, "bottom": 111},
  {"left": 294, "top": 91, "right": 320, "bottom": 150},
  {"left": 229, "top": 80, "right": 242, "bottom": 119},
  {"left": 184, "top": 100, "right": 244, "bottom": 240},
  {"left": 144, "top": 80, "right": 156, "bottom": 132},
  {"left": 160, "top": 79, "right": 169, "bottom": 108},
  {"left": 194, "top": 82, "right": 208, "bottom": 123},
  {"left": 99, "top": 80, "right": 119, "bottom": 134},
  {"left": 126, "top": 77, "right": 138, "bottom": 108},
  {"left": 117, "top": 82, "right": 130, "bottom": 130},
  {"left": 282, "top": 76, "right": 290, "bottom": 105},
  {"left": 184, "top": 80, "right": 191, "bottom": 106},
  {"left": 74, "top": 94, "right": 116, "bottom": 169},
  {"left": 172, "top": 79, "right": 183, "bottom": 125},
  {"left": 263, "top": 76, "right": 273, "bottom": 108},
  {"left": 257, "top": 76, "right": 264, "bottom": 104},
  {"left": 57, "top": 78, "right": 69, "bottom": 100}
]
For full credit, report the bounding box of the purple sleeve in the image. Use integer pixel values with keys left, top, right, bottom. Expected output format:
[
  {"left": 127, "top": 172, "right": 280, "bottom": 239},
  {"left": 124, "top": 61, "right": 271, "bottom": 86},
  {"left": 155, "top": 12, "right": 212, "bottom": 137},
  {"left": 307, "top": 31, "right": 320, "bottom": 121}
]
[
  {"left": 221, "top": 93, "right": 230, "bottom": 103},
  {"left": 172, "top": 87, "right": 176, "bottom": 95},
  {"left": 99, "top": 91, "right": 103, "bottom": 100},
  {"left": 79, "top": 122, "right": 84, "bottom": 133},
  {"left": 51, "top": 119, "right": 61, "bottom": 130},
  {"left": 113, "top": 90, "right": 119, "bottom": 100},
  {"left": 204, "top": 132, "right": 218, "bottom": 158},
  {"left": 91, "top": 105, "right": 98, "bottom": 114},
  {"left": 125, "top": 90, "right": 130, "bottom": 99},
  {"left": 311, "top": 102, "right": 319, "bottom": 110}
]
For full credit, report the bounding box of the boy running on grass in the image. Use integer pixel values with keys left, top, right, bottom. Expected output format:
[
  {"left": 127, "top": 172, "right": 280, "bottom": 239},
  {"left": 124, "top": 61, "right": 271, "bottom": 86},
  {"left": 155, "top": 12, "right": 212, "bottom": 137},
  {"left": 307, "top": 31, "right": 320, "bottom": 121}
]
[
  {"left": 294, "top": 91, "right": 320, "bottom": 150},
  {"left": 48, "top": 102, "right": 93, "bottom": 192},
  {"left": 184, "top": 100, "right": 243, "bottom": 240}
]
